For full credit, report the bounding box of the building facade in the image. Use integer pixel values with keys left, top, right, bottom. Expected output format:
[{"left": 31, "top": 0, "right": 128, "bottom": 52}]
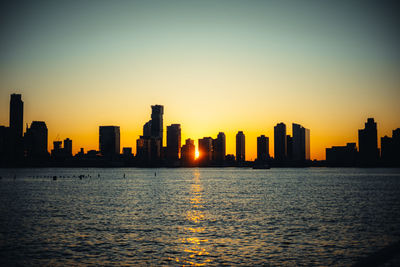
[
  {"left": 166, "top": 124, "right": 181, "bottom": 161},
  {"left": 358, "top": 118, "right": 378, "bottom": 164},
  {"left": 236, "top": 131, "right": 245, "bottom": 162},
  {"left": 257, "top": 135, "right": 269, "bottom": 162},
  {"left": 99, "top": 126, "right": 120, "bottom": 158},
  {"left": 274, "top": 123, "right": 286, "bottom": 161}
]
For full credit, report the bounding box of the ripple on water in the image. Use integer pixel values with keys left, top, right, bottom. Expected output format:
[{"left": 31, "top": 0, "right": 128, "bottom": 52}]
[{"left": 0, "top": 168, "right": 400, "bottom": 266}]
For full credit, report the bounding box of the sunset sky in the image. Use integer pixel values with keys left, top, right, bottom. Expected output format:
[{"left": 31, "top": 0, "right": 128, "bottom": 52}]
[{"left": 1, "top": 0, "right": 399, "bottom": 160}]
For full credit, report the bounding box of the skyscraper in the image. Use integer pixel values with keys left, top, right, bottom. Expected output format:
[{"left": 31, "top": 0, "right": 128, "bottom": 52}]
[
  {"left": 143, "top": 120, "right": 152, "bottom": 137},
  {"left": 64, "top": 138, "right": 72, "bottom": 156},
  {"left": 213, "top": 132, "right": 226, "bottom": 163},
  {"left": 198, "top": 137, "right": 213, "bottom": 164},
  {"left": 136, "top": 137, "right": 151, "bottom": 162},
  {"left": 151, "top": 105, "right": 164, "bottom": 144},
  {"left": 292, "top": 123, "right": 310, "bottom": 161},
  {"left": 24, "top": 121, "right": 48, "bottom": 158},
  {"left": 236, "top": 131, "right": 245, "bottom": 162},
  {"left": 358, "top": 118, "right": 378, "bottom": 164},
  {"left": 257, "top": 135, "right": 269, "bottom": 162},
  {"left": 99, "top": 126, "right": 120, "bottom": 157},
  {"left": 166, "top": 124, "right": 181, "bottom": 161},
  {"left": 274, "top": 123, "right": 286, "bottom": 161},
  {"left": 181, "top": 138, "right": 195, "bottom": 164},
  {"left": 10, "top": 94, "right": 23, "bottom": 138}
]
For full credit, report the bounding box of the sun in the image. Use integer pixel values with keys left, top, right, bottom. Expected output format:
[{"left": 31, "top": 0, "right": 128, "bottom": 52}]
[{"left": 195, "top": 149, "right": 200, "bottom": 159}]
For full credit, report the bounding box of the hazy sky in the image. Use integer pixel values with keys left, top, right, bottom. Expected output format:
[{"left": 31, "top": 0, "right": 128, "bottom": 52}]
[{"left": 1, "top": 0, "right": 399, "bottom": 160}]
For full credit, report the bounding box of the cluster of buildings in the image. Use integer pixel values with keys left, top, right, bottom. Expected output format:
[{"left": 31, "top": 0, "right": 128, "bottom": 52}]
[
  {"left": 0, "top": 94, "right": 313, "bottom": 167},
  {"left": 4, "top": 93, "right": 397, "bottom": 167},
  {"left": 326, "top": 118, "right": 400, "bottom": 166},
  {"left": 273, "top": 122, "right": 310, "bottom": 165}
]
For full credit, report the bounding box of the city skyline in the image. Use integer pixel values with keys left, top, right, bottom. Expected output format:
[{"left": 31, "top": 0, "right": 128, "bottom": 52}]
[
  {"left": 1, "top": 93, "right": 399, "bottom": 168},
  {"left": 1, "top": 92, "right": 400, "bottom": 161},
  {"left": 1, "top": 1, "right": 400, "bottom": 160}
]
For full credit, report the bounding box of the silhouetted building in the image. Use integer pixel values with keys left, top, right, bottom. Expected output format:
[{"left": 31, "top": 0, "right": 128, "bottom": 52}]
[
  {"left": 213, "top": 132, "right": 226, "bottom": 163},
  {"left": 236, "top": 131, "right": 245, "bottom": 162},
  {"left": 136, "top": 137, "right": 151, "bottom": 162},
  {"left": 122, "top": 147, "right": 134, "bottom": 163},
  {"left": 64, "top": 138, "right": 72, "bottom": 156},
  {"left": 286, "top": 135, "right": 293, "bottom": 160},
  {"left": 99, "top": 126, "right": 120, "bottom": 158},
  {"left": 143, "top": 121, "right": 152, "bottom": 137},
  {"left": 274, "top": 123, "right": 286, "bottom": 161},
  {"left": 123, "top": 147, "right": 132, "bottom": 156},
  {"left": 52, "top": 141, "right": 62, "bottom": 152},
  {"left": 24, "top": 121, "right": 48, "bottom": 159},
  {"left": 151, "top": 105, "right": 164, "bottom": 145},
  {"left": 10, "top": 94, "right": 23, "bottom": 138},
  {"left": 257, "top": 135, "right": 269, "bottom": 162},
  {"left": 8, "top": 94, "right": 24, "bottom": 163},
  {"left": 326, "top": 143, "right": 357, "bottom": 166},
  {"left": 358, "top": 118, "right": 378, "bottom": 165},
  {"left": 181, "top": 138, "right": 195, "bottom": 165},
  {"left": 199, "top": 137, "right": 213, "bottom": 164},
  {"left": 166, "top": 124, "right": 181, "bottom": 161},
  {"left": 0, "top": 126, "right": 11, "bottom": 165},
  {"left": 381, "top": 128, "right": 400, "bottom": 165},
  {"left": 292, "top": 123, "right": 310, "bottom": 161},
  {"left": 225, "top": 154, "right": 236, "bottom": 165}
]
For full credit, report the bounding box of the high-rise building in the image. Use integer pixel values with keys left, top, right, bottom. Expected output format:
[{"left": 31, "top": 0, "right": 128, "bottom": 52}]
[
  {"left": 274, "top": 123, "right": 286, "bottom": 161},
  {"left": 0, "top": 126, "right": 11, "bottom": 165},
  {"left": 136, "top": 137, "right": 151, "bottom": 162},
  {"left": 166, "top": 124, "right": 181, "bottom": 161},
  {"left": 24, "top": 121, "right": 48, "bottom": 158},
  {"left": 286, "top": 135, "right": 293, "bottom": 160},
  {"left": 181, "top": 138, "right": 195, "bottom": 164},
  {"left": 213, "top": 132, "right": 226, "bottom": 163},
  {"left": 198, "top": 137, "right": 213, "bottom": 164},
  {"left": 143, "top": 121, "right": 152, "bottom": 138},
  {"left": 64, "top": 138, "right": 72, "bottom": 156},
  {"left": 292, "top": 123, "right": 310, "bottom": 161},
  {"left": 10, "top": 94, "right": 23, "bottom": 138},
  {"left": 151, "top": 105, "right": 164, "bottom": 144},
  {"left": 358, "top": 118, "right": 378, "bottom": 164},
  {"left": 236, "top": 131, "right": 245, "bottom": 162},
  {"left": 380, "top": 128, "right": 400, "bottom": 165},
  {"left": 257, "top": 135, "right": 269, "bottom": 162},
  {"left": 99, "top": 126, "right": 120, "bottom": 157}
]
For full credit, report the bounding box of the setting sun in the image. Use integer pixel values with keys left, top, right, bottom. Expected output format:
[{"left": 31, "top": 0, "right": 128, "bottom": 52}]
[{"left": 195, "top": 149, "right": 200, "bottom": 159}]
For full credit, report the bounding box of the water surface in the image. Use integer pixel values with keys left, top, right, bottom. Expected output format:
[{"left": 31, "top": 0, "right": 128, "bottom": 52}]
[{"left": 1, "top": 168, "right": 400, "bottom": 266}]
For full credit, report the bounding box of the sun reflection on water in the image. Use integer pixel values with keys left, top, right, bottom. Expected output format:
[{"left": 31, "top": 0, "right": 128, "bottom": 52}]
[{"left": 175, "top": 169, "right": 211, "bottom": 266}]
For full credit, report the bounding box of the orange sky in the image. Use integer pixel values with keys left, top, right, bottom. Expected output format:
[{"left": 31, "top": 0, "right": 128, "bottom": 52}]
[{"left": 1, "top": 2, "right": 399, "bottom": 160}]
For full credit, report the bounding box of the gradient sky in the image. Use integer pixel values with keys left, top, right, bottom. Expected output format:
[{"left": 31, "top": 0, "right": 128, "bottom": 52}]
[{"left": 1, "top": 0, "right": 399, "bottom": 160}]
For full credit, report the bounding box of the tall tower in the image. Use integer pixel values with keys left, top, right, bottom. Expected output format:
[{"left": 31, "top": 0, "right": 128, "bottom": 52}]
[
  {"left": 236, "top": 131, "right": 245, "bottom": 162},
  {"left": 166, "top": 124, "right": 181, "bottom": 161},
  {"left": 151, "top": 105, "right": 164, "bottom": 144},
  {"left": 292, "top": 123, "right": 310, "bottom": 161},
  {"left": 213, "top": 132, "right": 226, "bottom": 163},
  {"left": 257, "top": 135, "right": 269, "bottom": 162},
  {"left": 99, "top": 126, "right": 120, "bottom": 157},
  {"left": 10, "top": 94, "right": 24, "bottom": 138},
  {"left": 274, "top": 123, "right": 286, "bottom": 161},
  {"left": 25, "top": 121, "right": 48, "bottom": 158},
  {"left": 358, "top": 118, "right": 378, "bottom": 164}
]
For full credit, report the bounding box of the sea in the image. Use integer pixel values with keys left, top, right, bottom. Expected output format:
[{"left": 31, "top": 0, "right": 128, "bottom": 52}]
[{"left": 1, "top": 167, "right": 400, "bottom": 266}]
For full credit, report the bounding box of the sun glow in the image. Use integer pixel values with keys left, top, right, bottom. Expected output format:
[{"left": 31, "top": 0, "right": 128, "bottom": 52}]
[{"left": 195, "top": 149, "right": 200, "bottom": 159}]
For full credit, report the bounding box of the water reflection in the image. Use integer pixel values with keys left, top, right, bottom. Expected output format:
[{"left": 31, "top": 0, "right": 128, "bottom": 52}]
[{"left": 176, "top": 170, "right": 211, "bottom": 266}]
